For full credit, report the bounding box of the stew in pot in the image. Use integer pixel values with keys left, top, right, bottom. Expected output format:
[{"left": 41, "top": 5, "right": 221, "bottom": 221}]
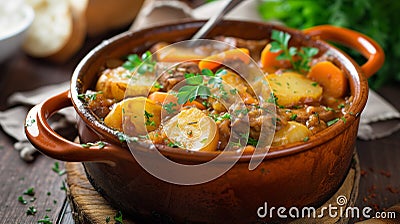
[{"left": 78, "top": 30, "right": 352, "bottom": 153}]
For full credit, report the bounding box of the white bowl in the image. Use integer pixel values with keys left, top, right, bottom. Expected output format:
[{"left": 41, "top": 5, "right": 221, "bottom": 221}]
[{"left": 0, "top": 3, "right": 34, "bottom": 63}]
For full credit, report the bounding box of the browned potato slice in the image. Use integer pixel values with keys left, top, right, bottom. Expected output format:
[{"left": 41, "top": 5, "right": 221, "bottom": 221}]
[
  {"left": 163, "top": 108, "right": 219, "bottom": 152},
  {"left": 104, "top": 97, "right": 161, "bottom": 135},
  {"left": 267, "top": 72, "right": 322, "bottom": 107},
  {"left": 272, "top": 121, "right": 312, "bottom": 146}
]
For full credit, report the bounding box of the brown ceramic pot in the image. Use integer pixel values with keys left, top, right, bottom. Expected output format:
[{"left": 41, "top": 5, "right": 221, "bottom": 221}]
[{"left": 25, "top": 20, "right": 384, "bottom": 223}]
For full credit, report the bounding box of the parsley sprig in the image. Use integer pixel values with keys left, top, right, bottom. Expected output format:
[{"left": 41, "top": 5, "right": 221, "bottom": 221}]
[
  {"left": 77, "top": 91, "right": 103, "bottom": 101},
  {"left": 80, "top": 141, "right": 106, "bottom": 149},
  {"left": 269, "top": 30, "right": 319, "bottom": 73},
  {"left": 176, "top": 68, "right": 225, "bottom": 105},
  {"left": 122, "top": 51, "right": 156, "bottom": 75}
]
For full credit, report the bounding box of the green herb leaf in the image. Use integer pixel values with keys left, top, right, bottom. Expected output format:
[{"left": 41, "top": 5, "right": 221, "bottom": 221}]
[
  {"left": 80, "top": 141, "right": 106, "bottom": 149},
  {"left": 23, "top": 187, "right": 35, "bottom": 196},
  {"left": 248, "top": 137, "right": 258, "bottom": 146},
  {"left": 327, "top": 118, "right": 340, "bottom": 126},
  {"left": 163, "top": 102, "right": 178, "bottom": 114},
  {"left": 60, "top": 181, "right": 67, "bottom": 192},
  {"left": 37, "top": 215, "right": 52, "bottom": 224},
  {"left": 116, "top": 132, "right": 138, "bottom": 143},
  {"left": 77, "top": 91, "right": 103, "bottom": 101},
  {"left": 52, "top": 162, "right": 66, "bottom": 176},
  {"left": 303, "top": 136, "right": 310, "bottom": 142},
  {"left": 18, "top": 196, "right": 27, "bottom": 205},
  {"left": 177, "top": 85, "right": 198, "bottom": 104},
  {"left": 290, "top": 113, "right": 298, "bottom": 121},
  {"left": 26, "top": 206, "right": 37, "bottom": 216},
  {"left": 123, "top": 51, "right": 155, "bottom": 74},
  {"left": 186, "top": 75, "right": 203, "bottom": 85},
  {"left": 201, "top": 68, "right": 214, "bottom": 77},
  {"left": 269, "top": 30, "right": 318, "bottom": 73},
  {"left": 114, "top": 211, "right": 124, "bottom": 224}
]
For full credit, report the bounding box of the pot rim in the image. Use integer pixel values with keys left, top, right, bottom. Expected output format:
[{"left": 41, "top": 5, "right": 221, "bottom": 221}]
[{"left": 70, "top": 19, "right": 369, "bottom": 162}]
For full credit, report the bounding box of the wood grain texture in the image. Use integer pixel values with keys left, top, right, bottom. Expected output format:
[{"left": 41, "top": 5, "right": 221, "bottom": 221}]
[
  {"left": 0, "top": 134, "right": 67, "bottom": 224},
  {"left": 65, "top": 162, "right": 136, "bottom": 224}
]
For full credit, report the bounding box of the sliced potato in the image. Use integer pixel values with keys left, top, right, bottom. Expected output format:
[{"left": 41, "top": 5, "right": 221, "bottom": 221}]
[
  {"left": 272, "top": 121, "right": 312, "bottom": 146},
  {"left": 163, "top": 108, "right": 219, "bottom": 152},
  {"left": 104, "top": 97, "right": 161, "bottom": 135},
  {"left": 267, "top": 72, "right": 322, "bottom": 107},
  {"left": 96, "top": 67, "right": 158, "bottom": 101}
]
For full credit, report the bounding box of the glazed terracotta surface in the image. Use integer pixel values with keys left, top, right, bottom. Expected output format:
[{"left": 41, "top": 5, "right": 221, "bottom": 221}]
[{"left": 25, "top": 20, "right": 384, "bottom": 223}]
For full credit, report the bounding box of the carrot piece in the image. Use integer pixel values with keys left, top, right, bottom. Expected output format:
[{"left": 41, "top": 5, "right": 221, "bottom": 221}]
[
  {"left": 198, "top": 48, "right": 250, "bottom": 71},
  {"left": 148, "top": 92, "right": 172, "bottom": 104},
  {"left": 307, "top": 61, "right": 348, "bottom": 98},
  {"left": 260, "top": 43, "right": 291, "bottom": 73},
  {"left": 148, "top": 92, "right": 206, "bottom": 110}
]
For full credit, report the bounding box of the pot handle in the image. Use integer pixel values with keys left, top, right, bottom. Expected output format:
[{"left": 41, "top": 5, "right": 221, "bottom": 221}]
[
  {"left": 25, "top": 90, "right": 131, "bottom": 163},
  {"left": 303, "top": 25, "right": 385, "bottom": 78}
]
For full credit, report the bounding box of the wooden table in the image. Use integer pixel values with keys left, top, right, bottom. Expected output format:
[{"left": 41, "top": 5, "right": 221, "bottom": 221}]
[{"left": 1, "top": 29, "right": 399, "bottom": 224}]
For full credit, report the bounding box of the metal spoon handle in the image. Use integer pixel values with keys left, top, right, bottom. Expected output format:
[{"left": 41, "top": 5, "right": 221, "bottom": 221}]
[{"left": 190, "top": 0, "right": 242, "bottom": 40}]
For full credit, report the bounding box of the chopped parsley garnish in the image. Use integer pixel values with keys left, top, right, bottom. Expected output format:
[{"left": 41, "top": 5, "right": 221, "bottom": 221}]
[
  {"left": 122, "top": 51, "right": 156, "bottom": 75},
  {"left": 303, "top": 136, "right": 310, "bottom": 142},
  {"left": 80, "top": 141, "right": 106, "bottom": 149},
  {"left": 327, "top": 118, "right": 340, "bottom": 126},
  {"left": 25, "top": 118, "right": 36, "bottom": 127},
  {"left": 144, "top": 111, "right": 156, "bottom": 126},
  {"left": 116, "top": 132, "right": 139, "bottom": 143},
  {"left": 324, "top": 107, "right": 334, "bottom": 112},
  {"left": 26, "top": 206, "right": 37, "bottom": 216},
  {"left": 114, "top": 211, "right": 124, "bottom": 224},
  {"left": 311, "top": 82, "right": 319, "bottom": 87},
  {"left": 248, "top": 137, "right": 258, "bottom": 147},
  {"left": 77, "top": 91, "right": 102, "bottom": 101},
  {"left": 290, "top": 113, "right": 298, "bottom": 121},
  {"left": 37, "top": 215, "right": 52, "bottom": 224},
  {"left": 60, "top": 181, "right": 67, "bottom": 192},
  {"left": 269, "top": 30, "right": 319, "bottom": 73},
  {"left": 209, "top": 113, "right": 231, "bottom": 122},
  {"left": 230, "top": 88, "right": 238, "bottom": 95},
  {"left": 267, "top": 92, "right": 279, "bottom": 105},
  {"left": 52, "top": 162, "right": 66, "bottom": 176},
  {"left": 18, "top": 196, "right": 27, "bottom": 204},
  {"left": 47, "top": 192, "right": 51, "bottom": 196},
  {"left": 163, "top": 102, "right": 177, "bottom": 114},
  {"left": 341, "top": 117, "right": 347, "bottom": 123},
  {"left": 153, "top": 82, "right": 163, "bottom": 89},
  {"left": 234, "top": 109, "right": 249, "bottom": 116},
  {"left": 23, "top": 187, "right": 35, "bottom": 196},
  {"left": 176, "top": 68, "right": 224, "bottom": 105},
  {"left": 337, "top": 103, "right": 345, "bottom": 109}
]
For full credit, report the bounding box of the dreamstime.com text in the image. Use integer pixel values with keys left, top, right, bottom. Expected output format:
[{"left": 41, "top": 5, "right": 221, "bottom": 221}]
[{"left": 257, "top": 195, "right": 396, "bottom": 220}]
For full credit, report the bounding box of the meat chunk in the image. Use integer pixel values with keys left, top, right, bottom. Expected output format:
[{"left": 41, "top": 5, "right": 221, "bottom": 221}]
[
  {"left": 230, "top": 103, "right": 285, "bottom": 140},
  {"left": 157, "top": 62, "right": 201, "bottom": 91}
]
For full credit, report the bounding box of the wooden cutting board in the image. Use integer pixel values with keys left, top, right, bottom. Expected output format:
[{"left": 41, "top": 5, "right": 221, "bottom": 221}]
[{"left": 65, "top": 154, "right": 361, "bottom": 224}]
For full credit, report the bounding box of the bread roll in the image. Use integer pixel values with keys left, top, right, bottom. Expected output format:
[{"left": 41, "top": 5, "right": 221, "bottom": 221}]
[{"left": 23, "top": 0, "right": 87, "bottom": 62}]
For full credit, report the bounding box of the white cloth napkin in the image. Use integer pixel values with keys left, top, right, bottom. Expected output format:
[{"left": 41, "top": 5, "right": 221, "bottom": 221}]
[
  {"left": 0, "top": 82, "right": 74, "bottom": 161},
  {"left": 1, "top": 0, "right": 399, "bottom": 162}
]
